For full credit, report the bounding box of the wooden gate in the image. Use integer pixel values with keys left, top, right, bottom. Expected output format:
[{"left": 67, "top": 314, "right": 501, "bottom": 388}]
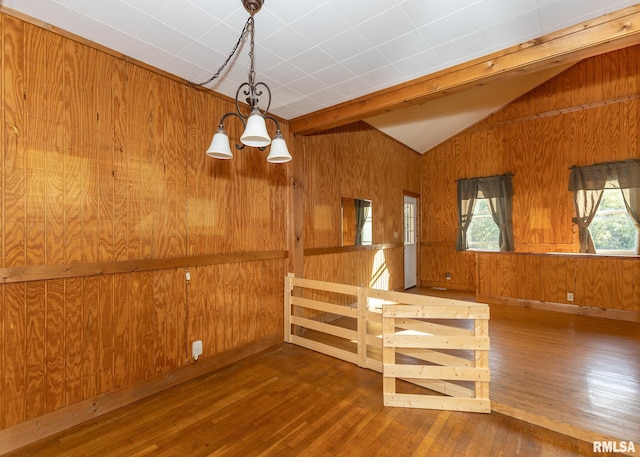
[{"left": 284, "top": 274, "right": 491, "bottom": 413}]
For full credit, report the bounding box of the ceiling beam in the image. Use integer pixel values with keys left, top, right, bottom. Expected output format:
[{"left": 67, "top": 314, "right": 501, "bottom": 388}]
[{"left": 289, "top": 5, "right": 640, "bottom": 136}]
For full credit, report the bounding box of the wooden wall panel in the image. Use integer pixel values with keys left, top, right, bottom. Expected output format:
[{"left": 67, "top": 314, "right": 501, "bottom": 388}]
[
  {"left": 301, "top": 122, "right": 421, "bottom": 291},
  {"left": 476, "top": 253, "right": 640, "bottom": 313},
  {"left": 304, "top": 247, "right": 404, "bottom": 292},
  {"left": 302, "top": 122, "right": 421, "bottom": 250},
  {"left": 422, "top": 45, "right": 640, "bottom": 314},
  {"left": 0, "top": 11, "right": 291, "bottom": 436}
]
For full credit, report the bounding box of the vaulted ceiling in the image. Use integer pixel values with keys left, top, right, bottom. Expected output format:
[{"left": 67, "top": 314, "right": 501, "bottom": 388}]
[{"left": 3, "top": 0, "right": 640, "bottom": 153}]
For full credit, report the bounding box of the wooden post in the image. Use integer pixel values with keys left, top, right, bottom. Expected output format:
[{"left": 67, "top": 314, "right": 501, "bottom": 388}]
[
  {"left": 474, "top": 318, "right": 490, "bottom": 405},
  {"left": 357, "top": 287, "right": 367, "bottom": 368},
  {"left": 284, "top": 273, "right": 295, "bottom": 343},
  {"left": 382, "top": 304, "right": 396, "bottom": 405}
]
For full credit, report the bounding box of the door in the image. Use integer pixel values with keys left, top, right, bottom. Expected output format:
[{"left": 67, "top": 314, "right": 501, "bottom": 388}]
[{"left": 404, "top": 195, "right": 417, "bottom": 289}]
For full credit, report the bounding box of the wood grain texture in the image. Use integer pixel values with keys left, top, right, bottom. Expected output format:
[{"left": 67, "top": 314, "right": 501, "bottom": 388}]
[
  {"left": 3, "top": 342, "right": 613, "bottom": 457},
  {"left": 422, "top": 44, "right": 640, "bottom": 314},
  {"left": 301, "top": 122, "right": 421, "bottom": 292},
  {"left": 0, "top": 11, "right": 292, "bottom": 435}
]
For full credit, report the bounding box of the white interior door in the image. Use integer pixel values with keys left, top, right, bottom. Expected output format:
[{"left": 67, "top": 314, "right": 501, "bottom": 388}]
[{"left": 404, "top": 195, "right": 417, "bottom": 289}]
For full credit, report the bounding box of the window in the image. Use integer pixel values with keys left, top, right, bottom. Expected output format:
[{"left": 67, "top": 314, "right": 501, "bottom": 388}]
[
  {"left": 569, "top": 159, "right": 640, "bottom": 254},
  {"left": 404, "top": 201, "right": 415, "bottom": 245},
  {"left": 467, "top": 199, "right": 500, "bottom": 251},
  {"left": 590, "top": 188, "right": 636, "bottom": 253},
  {"left": 456, "top": 173, "right": 514, "bottom": 252}
]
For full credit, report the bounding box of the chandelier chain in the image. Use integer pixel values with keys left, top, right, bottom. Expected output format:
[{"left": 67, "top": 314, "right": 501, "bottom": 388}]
[{"left": 190, "top": 16, "right": 254, "bottom": 87}]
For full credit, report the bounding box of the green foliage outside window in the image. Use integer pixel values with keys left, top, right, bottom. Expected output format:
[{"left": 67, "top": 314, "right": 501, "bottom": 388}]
[
  {"left": 467, "top": 199, "right": 500, "bottom": 251},
  {"left": 590, "top": 189, "right": 636, "bottom": 251}
]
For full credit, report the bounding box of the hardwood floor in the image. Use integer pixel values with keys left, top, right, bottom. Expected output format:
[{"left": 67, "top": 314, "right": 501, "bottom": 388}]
[
  {"left": 488, "top": 302, "right": 640, "bottom": 445},
  {"left": 5, "top": 344, "right": 605, "bottom": 457},
  {"left": 5, "top": 291, "right": 639, "bottom": 456}
]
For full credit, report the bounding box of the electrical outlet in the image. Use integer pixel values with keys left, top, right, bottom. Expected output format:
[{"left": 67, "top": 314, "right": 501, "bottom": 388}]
[
  {"left": 567, "top": 292, "right": 574, "bottom": 302},
  {"left": 192, "top": 340, "right": 203, "bottom": 361}
]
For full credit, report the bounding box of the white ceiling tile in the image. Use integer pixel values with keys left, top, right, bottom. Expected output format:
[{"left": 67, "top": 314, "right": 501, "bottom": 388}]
[
  {"left": 72, "top": 15, "right": 133, "bottom": 51},
  {"left": 400, "top": 0, "right": 471, "bottom": 27},
  {"left": 328, "top": 0, "right": 397, "bottom": 26},
  {"left": 199, "top": 22, "right": 249, "bottom": 58},
  {"left": 287, "top": 75, "right": 327, "bottom": 95},
  {"left": 307, "top": 86, "right": 347, "bottom": 110},
  {"left": 154, "top": 0, "right": 217, "bottom": 39},
  {"left": 265, "top": 0, "right": 328, "bottom": 26},
  {"left": 376, "top": 30, "right": 431, "bottom": 63},
  {"left": 393, "top": 48, "right": 443, "bottom": 79},
  {"left": 331, "top": 76, "right": 374, "bottom": 98},
  {"left": 135, "top": 19, "right": 193, "bottom": 55},
  {"left": 186, "top": 0, "right": 241, "bottom": 21},
  {"left": 53, "top": 0, "right": 90, "bottom": 12},
  {"left": 176, "top": 41, "right": 226, "bottom": 70},
  {"left": 539, "top": 0, "right": 606, "bottom": 34},
  {"left": 605, "top": 0, "right": 639, "bottom": 12},
  {"left": 83, "top": 0, "right": 151, "bottom": 35},
  {"left": 317, "top": 28, "right": 371, "bottom": 62},
  {"left": 419, "top": 8, "right": 480, "bottom": 47},
  {"left": 262, "top": 61, "right": 308, "bottom": 86},
  {"left": 162, "top": 55, "right": 207, "bottom": 83},
  {"left": 355, "top": 5, "right": 416, "bottom": 47},
  {"left": 288, "top": 48, "right": 337, "bottom": 75},
  {"left": 360, "top": 64, "right": 406, "bottom": 89},
  {"left": 471, "top": 0, "right": 540, "bottom": 28},
  {"left": 312, "top": 63, "right": 357, "bottom": 87},
  {"left": 14, "top": 0, "right": 81, "bottom": 32},
  {"left": 122, "top": 37, "right": 174, "bottom": 68},
  {"left": 480, "top": 11, "right": 542, "bottom": 50},
  {"left": 120, "top": 0, "right": 170, "bottom": 16},
  {"left": 259, "top": 27, "right": 314, "bottom": 61},
  {"left": 288, "top": 3, "right": 350, "bottom": 45},
  {"left": 342, "top": 48, "right": 390, "bottom": 76},
  {"left": 433, "top": 31, "right": 488, "bottom": 66}
]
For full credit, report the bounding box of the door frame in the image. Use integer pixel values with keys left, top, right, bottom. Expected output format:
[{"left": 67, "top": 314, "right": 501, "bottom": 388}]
[{"left": 403, "top": 191, "right": 420, "bottom": 290}]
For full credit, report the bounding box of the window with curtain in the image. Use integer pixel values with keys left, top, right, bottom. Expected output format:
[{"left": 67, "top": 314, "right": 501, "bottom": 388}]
[
  {"left": 568, "top": 159, "right": 640, "bottom": 254},
  {"left": 456, "top": 174, "right": 514, "bottom": 252}
]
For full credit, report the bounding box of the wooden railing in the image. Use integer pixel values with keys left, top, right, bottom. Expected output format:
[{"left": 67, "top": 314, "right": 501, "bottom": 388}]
[{"left": 284, "top": 273, "right": 491, "bottom": 413}]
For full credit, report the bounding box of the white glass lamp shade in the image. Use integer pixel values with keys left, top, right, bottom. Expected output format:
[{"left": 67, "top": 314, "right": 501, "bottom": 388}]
[
  {"left": 240, "top": 108, "right": 271, "bottom": 148},
  {"left": 266, "top": 131, "right": 292, "bottom": 163},
  {"left": 206, "top": 127, "right": 233, "bottom": 159}
]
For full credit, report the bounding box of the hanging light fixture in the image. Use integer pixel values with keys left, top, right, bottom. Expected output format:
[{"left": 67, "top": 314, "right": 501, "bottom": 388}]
[{"left": 191, "top": 0, "right": 291, "bottom": 163}]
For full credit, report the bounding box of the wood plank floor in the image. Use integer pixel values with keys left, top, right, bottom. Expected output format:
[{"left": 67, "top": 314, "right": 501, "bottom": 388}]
[
  {"left": 5, "top": 344, "right": 607, "bottom": 457},
  {"left": 5, "top": 291, "right": 639, "bottom": 456}
]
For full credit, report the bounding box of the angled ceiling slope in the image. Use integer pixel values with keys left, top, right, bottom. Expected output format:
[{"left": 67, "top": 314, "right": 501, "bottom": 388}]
[{"left": 365, "top": 64, "right": 570, "bottom": 154}]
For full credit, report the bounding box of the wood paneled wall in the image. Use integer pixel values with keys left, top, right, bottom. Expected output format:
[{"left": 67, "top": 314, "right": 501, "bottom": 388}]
[
  {"left": 300, "top": 122, "right": 421, "bottom": 291},
  {"left": 1, "top": 13, "right": 289, "bottom": 432},
  {"left": 422, "top": 45, "right": 640, "bottom": 314}
]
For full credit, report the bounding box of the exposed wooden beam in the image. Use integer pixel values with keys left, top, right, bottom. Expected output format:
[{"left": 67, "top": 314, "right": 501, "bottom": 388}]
[{"left": 289, "top": 5, "right": 640, "bottom": 135}]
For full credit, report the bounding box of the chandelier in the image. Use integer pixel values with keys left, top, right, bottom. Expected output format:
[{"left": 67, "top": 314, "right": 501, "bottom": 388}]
[{"left": 191, "top": 0, "right": 291, "bottom": 163}]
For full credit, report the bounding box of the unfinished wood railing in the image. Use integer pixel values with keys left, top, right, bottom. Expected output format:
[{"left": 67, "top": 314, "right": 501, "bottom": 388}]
[{"left": 284, "top": 273, "right": 491, "bottom": 413}]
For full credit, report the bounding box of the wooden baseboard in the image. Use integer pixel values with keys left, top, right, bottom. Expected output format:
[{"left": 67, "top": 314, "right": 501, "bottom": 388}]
[
  {"left": 0, "top": 333, "right": 282, "bottom": 455},
  {"left": 420, "top": 280, "right": 475, "bottom": 292},
  {"left": 478, "top": 295, "right": 640, "bottom": 322}
]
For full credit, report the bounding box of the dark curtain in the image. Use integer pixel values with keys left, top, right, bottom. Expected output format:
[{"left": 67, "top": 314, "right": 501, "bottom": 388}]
[
  {"left": 455, "top": 180, "right": 477, "bottom": 251},
  {"left": 569, "top": 159, "right": 640, "bottom": 253},
  {"left": 456, "top": 174, "right": 514, "bottom": 251},
  {"left": 355, "top": 199, "right": 371, "bottom": 246},
  {"left": 486, "top": 175, "right": 514, "bottom": 251}
]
